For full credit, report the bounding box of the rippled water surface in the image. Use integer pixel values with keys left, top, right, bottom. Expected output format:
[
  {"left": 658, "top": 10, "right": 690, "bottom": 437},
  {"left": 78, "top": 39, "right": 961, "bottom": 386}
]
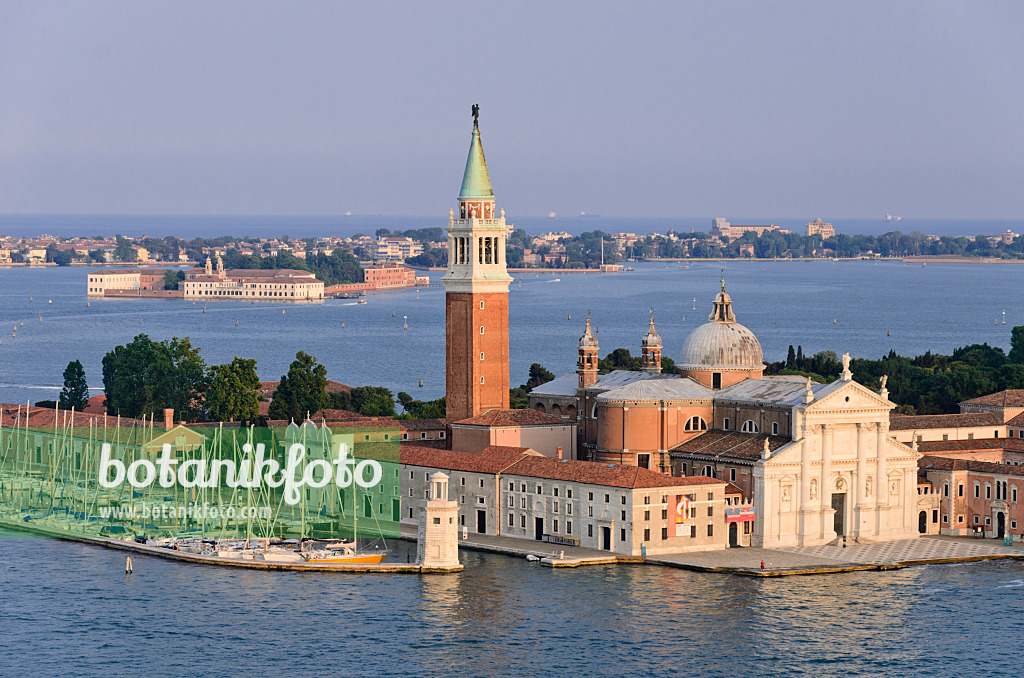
[
  {"left": 2, "top": 260, "right": 1024, "bottom": 407},
  {"left": 1, "top": 531, "right": 1022, "bottom": 677}
]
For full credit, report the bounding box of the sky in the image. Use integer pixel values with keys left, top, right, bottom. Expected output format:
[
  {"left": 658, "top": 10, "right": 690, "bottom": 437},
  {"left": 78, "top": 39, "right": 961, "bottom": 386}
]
[{"left": 1, "top": 1, "right": 1022, "bottom": 219}]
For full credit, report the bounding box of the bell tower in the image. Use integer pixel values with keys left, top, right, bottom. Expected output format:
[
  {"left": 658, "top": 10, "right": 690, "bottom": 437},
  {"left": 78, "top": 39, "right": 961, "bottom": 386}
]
[
  {"left": 578, "top": 312, "right": 599, "bottom": 387},
  {"left": 641, "top": 312, "right": 662, "bottom": 374},
  {"left": 443, "top": 106, "right": 513, "bottom": 422}
]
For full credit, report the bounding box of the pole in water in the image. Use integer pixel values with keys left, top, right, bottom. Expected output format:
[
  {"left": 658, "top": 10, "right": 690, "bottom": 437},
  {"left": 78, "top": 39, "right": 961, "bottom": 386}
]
[{"left": 126, "top": 556, "right": 133, "bottom": 574}]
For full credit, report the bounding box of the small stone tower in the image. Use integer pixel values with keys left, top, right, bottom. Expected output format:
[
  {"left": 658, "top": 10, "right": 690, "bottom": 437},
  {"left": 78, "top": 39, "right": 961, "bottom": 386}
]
[
  {"left": 204, "top": 256, "right": 213, "bottom": 276},
  {"left": 578, "top": 312, "right": 599, "bottom": 387},
  {"left": 416, "top": 472, "right": 460, "bottom": 568},
  {"left": 216, "top": 254, "right": 225, "bottom": 277},
  {"left": 641, "top": 313, "right": 662, "bottom": 373}
]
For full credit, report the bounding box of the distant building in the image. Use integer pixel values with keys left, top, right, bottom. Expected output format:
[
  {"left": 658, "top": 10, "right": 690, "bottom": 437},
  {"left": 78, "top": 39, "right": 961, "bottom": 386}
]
[
  {"left": 806, "top": 218, "right": 835, "bottom": 238},
  {"left": 376, "top": 236, "right": 424, "bottom": 260},
  {"left": 710, "top": 218, "right": 787, "bottom": 240},
  {"left": 87, "top": 269, "right": 142, "bottom": 296},
  {"left": 1000, "top": 229, "right": 1017, "bottom": 245},
  {"left": 363, "top": 263, "right": 419, "bottom": 289},
  {"left": 182, "top": 256, "right": 324, "bottom": 300}
]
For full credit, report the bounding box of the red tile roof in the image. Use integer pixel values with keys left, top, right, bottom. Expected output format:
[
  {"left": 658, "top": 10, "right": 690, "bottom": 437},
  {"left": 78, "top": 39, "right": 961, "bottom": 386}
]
[
  {"left": 1007, "top": 412, "right": 1024, "bottom": 427},
  {"left": 916, "top": 438, "right": 1003, "bottom": 453},
  {"left": 671, "top": 430, "right": 790, "bottom": 461},
  {"left": 919, "top": 455, "right": 1024, "bottom": 478},
  {"left": 0, "top": 404, "right": 147, "bottom": 429},
  {"left": 259, "top": 380, "right": 350, "bottom": 398},
  {"left": 400, "top": 444, "right": 723, "bottom": 490},
  {"left": 960, "top": 390, "right": 1024, "bottom": 407},
  {"left": 453, "top": 408, "right": 569, "bottom": 427},
  {"left": 890, "top": 412, "right": 1001, "bottom": 430}
]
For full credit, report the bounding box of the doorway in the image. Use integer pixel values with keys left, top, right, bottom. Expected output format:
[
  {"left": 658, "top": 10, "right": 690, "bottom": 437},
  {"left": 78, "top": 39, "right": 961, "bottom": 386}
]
[
  {"left": 832, "top": 493, "right": 846, "bottom": 537},
  {"left": 601, "top": 526, "right": 611, "bottom": 551},
  {"left": 918, "top": 511, "right": 927, "bottom": 534},
  {"left": 476, "top": 509, "right": 486, "bottom": 534},
  {"left": 535, "top": 517, "right": 544, "bottom": 541},
  {"left": 997, "top": 512, "right": 1005, "bottom": 539},
  {"left": 729, "top": 523, "right": 738, "bottom": 547}
]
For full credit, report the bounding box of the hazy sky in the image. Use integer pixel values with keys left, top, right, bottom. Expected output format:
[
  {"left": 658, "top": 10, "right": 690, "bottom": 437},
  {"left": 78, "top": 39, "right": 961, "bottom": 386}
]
[{"left": 1, "top": 1, "right": 1022, "bottom": 218}]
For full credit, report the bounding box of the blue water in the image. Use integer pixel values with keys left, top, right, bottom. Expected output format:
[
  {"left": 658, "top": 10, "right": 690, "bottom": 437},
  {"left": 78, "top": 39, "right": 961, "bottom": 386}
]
[
  {"left": 1, "top": 260, "right": 1023, "bottom": 407},
  {"left": 1, "top": 212, "right": 1022, "bottom": 239},
  {"left": 0, "top": 529, "right": 1022, "bottom": 677}
]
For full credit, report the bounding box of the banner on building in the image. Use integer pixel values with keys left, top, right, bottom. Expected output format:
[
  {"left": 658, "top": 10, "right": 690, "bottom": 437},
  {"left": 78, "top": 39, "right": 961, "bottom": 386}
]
[
  {"left": 673, "top": 494, "right": 692, "bottom": 536},
  {"left": 725, "top": 506, "right": 755, "bottom": 523}
]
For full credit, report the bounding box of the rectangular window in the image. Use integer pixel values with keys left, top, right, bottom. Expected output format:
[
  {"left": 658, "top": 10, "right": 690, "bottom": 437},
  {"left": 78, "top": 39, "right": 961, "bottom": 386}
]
[
  {"left": 707, "top": 525, "right": 714, "bottom": 537},
  {"left": 566, "top": 504, "right": 572, "bottom": 515},
  {"left": 521, "top": 497, "right": 527, "bottom": 508},
  {"left": 974, "top": 485, "right": 980, "bottom": 498},
  {"left": 959, "top": 485, "right": 964, "bottom": 497},
  {"left": 690, "top": 525, "right": 697, "bottom": 538},
  {"left": 643, "top": 528, "right": 650, "bottom": 542},
  {"left": 521, "top": 514, "right": 526, "bottom": 528},
  {"left": 707, "top": 506, "right": 713, "bottom": 517},
  {"left": 588, "top": 506, "right": 593, "bottom": 517},
  {"left": 724, "top": 417, "right": 730, "bottom": 430},
  {"left": 508, "top": 482, "right": 514, "bottom": 491},
  {"left": 479, "top": 478, "right": 484, "bottom": 488},
  {"left": 588, "top": 524, "right": 593, "bottom": 537},
  {"left": 605, "top": 494, "right": 610, "bottom": 503},
  {"left": 621, "top": 510, "right": 626, "bottom": 520},
  {"left": 588, "top": 492, "right": 594, "bottom": 501},
  {"left": 661, "top": 527, "right": 668, "bottom": 540},
  {"left": 480, "top": 352, "right": 485, "bottom": 361},
  {"left": 554, "top": 488, "right": 559, "bottom": 497},
  {"left": 644, "top": 510, "right": 650, "bottom": 521},
  {"left": 1013, "top": 487, "right": 1018, "bottom": 503},
  {"left": 567, "top": 489, "right": 573, "bottom": 499},
  {"left": 986, "top": 486, "right": 991, "bottom": 499},
  {"left": 661, "top": 509, "right": 668, "bottom": 519},
  {"left": 553, "top": 519, "right": 559, "bottom": 532},
  {"left": 621, "top": 496, "right": 626, "bottom": 505},
  {"left": 932, "top": 510, "right": 938, "bottom": 523},
  {"left": 479, "top": 300, "right": 484, "bottom": 309},
  {"left": 620, "top": 528, "right": 626, "bottom": 542},
  {"left": 480, "top": 326, "right": 485, "bottom": 334},
  {"left": 553, "top": 501, "right": 559, "bottom": 512},
  {"left": 772, "top": 422, "right": 779, "bottom": 435},
  {"left": 508, "top": 496, "right": 514, "bottom": 507},
  {"left": 730, "top": 468, "right": 736, "bottom": 482},
  {"left": 508, "top": 513, "right": 514, "bottom": 527},
  {"left": 968, "top": 433, "right": 974, "bottom": 440},
  {"left": 566, "top": 522, "right": 572, "bottom": 534}
]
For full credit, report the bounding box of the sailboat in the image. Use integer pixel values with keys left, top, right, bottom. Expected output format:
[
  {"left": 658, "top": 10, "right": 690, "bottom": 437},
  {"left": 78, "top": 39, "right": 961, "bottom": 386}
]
[{"left": 301, "top": 539, "right": 388, "bottom": 564}]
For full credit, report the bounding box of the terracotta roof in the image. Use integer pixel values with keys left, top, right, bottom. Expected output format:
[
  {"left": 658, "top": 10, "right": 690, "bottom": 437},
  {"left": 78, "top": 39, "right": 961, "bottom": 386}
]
[
  {"left": 724, "top": 482, "right": 744, "bottom": 495},
  {"left": 0, "top": 404, "right": 147, "bottom": 429},
  {"left": 889, "top": 413, "right": 1001, "bottom": 430},
  {"left": 82, "top": 394, "right": 107, "bottom": 415},
  {"left": 670, "top": 430, "right": 790, "bottom": 461},
  {"left": 400, "top": 445, "right": 530, "bottom": 474},
  {"left": 504, "top": 455, "right": 723, "bottom": 489},
  {"left": 453, "top": 408, "right": 569, "bottom": 427},
  {"left": 917, "top": 438, "right": 1004, "bottom": 453},
  {"left": 1007, "top": 412, "right": 1024, "bottom": 427},
  {"left": 960, "top": 390, "right": 1024, "bottom": 407},
  {"left": 311, "top": 408, "right": 373, "bottom": 422},
  {"left": 919, "top": 455, "right": 1024, "bottom": 478}
]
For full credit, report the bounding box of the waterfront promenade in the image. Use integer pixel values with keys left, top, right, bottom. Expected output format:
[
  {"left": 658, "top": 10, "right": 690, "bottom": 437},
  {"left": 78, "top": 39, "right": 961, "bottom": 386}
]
[{"left": 400, "top": 523, "right": 1024, "bottom": 576}]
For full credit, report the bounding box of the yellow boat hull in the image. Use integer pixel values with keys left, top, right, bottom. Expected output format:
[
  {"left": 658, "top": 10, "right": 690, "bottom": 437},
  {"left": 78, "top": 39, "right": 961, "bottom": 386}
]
[{"left": 305, "top": 553, "right": 387, "bottom": 564}]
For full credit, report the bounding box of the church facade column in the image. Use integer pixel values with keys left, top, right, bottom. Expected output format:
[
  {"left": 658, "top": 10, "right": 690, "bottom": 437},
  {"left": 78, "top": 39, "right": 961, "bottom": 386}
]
[
  {"left": 820, "top": 424, "right": 836, "bottom": 541},
  {"left": 854, "top": 422, "right": 868, "bottom": 538},
  {"left": 798, "top": 435, "right": 814, "bottom": 545},
  {"left": 876, "top": 421, "right": 888, "bottom": 536}
]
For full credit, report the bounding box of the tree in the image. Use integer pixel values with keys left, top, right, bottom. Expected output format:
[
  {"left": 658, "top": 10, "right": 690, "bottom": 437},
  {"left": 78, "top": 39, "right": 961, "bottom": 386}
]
[
  {"left": 1009, "top": 325, "right": 1024, "bottom": 364},
  {"left": 349, "top": 386, "right": 396, "bottom": 417},
  {"left": 660, "top": 355, "right": 677, "bottom": 373},
  {"left": 163, "top": 269, "right": 184, "bottom": 290},
  {"left": 102, "top": 334, "right": 209, "bottom": 421},
  {"left": 114, "top": 235, "right": 138, "bottom": 262},
  {"left": 59, "top": 359, "right": 89, "bottom": 410},
  {"left": 268, "top": 351, "right": 329, "bottom": 422},
  {"left": 787, "top": 345, "right": 796, "bottom": 367},
  {"left": 527, "top": 363, "right": 555, "bottom": 389},
  {"left": 206, "top": 357, "right": 260, "bottom": 423}
]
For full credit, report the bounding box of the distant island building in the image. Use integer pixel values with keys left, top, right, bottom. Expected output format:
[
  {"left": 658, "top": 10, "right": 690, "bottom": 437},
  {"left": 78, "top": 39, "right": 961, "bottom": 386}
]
[
  {"left": 376, "top": 236, "right": 424, "bottom": 260},
  {"left": 710, "top": 218, "right": 787, "bottom": 240},
  {"left": 87, "top": 269, "right": 166, "bottom": 296},
  {"left": 806, "top": 218, "right": 835, "bottom": 238},
  {"left": 181, "top": 255, "right": 324, "bottom": 300}
]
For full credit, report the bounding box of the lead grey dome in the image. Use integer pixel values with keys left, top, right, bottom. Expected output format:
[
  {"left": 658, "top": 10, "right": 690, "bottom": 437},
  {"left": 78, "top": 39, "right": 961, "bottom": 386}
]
[{"left": 679, "top": 286, "right": 763, "bottom": 372}]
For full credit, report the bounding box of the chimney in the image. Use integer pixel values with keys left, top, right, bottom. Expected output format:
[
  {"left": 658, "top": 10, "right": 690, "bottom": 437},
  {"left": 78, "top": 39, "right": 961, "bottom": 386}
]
[
  {"left": 164, "top": 408, "right": 174, "bottom": 429},
  {"left": 556, "top": 446, "right": 563, "bottom": 460}
]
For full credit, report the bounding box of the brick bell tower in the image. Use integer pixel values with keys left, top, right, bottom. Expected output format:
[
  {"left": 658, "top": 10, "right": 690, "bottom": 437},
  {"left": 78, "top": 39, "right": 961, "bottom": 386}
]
[{"left": 443, "top": 105, "right": 513, "bottom": 422}]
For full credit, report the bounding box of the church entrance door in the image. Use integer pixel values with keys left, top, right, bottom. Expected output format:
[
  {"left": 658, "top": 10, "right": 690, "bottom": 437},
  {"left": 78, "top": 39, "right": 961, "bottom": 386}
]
[
  {"left": 997, "top": 512, "right": 1005, "bottom": 539},
  {"left": 535, "top": 517, "right": 544, "bottom": 541},
  {"left": 601, "top": 526, "right": 611, "bottom": 551},
  {"left": 832, "top": 493, "right": 846, "bottom": 537},
  {"left": 729, "top": 523, "right": 738, "bottom": 547},
  {"left": 918, "top": 511, "right": 927, "bottom": 534}
]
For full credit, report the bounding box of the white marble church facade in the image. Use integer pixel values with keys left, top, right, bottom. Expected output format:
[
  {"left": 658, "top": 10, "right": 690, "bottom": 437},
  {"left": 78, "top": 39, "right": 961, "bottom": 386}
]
[{"left": 753, "top": 372, "right": 920, "bottom": 548}]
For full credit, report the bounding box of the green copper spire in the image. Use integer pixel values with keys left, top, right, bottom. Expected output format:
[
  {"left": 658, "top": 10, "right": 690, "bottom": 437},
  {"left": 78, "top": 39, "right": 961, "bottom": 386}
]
[{"left": 459, "top": 118, "right": 494, "bottom": 200}]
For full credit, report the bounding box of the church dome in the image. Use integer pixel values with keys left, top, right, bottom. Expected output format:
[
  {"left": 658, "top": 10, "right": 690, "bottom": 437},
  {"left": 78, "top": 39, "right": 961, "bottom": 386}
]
[
  {"left": 679, "top": 283, "right": 763, "bottom": 372},
  {"left": 641, "top": 315, "right": 662, "bottom": 348}
]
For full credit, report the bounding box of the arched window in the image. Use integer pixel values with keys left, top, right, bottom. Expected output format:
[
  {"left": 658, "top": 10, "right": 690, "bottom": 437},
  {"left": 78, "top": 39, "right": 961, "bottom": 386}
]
[
  {"left": 684, "top": 416, "right": 708, "bottom": 432},
  {"left": 741, "top": 420, "right": 759, "bottom": 433},
  {"left": 551, "top": 404, "right": 562, "bottom": 417},
  {"left": 701, "top": 465, "right": 716, "bottom": 478},
  {"left": 534, "top": 403, "right": 547, "bottom": 413}
]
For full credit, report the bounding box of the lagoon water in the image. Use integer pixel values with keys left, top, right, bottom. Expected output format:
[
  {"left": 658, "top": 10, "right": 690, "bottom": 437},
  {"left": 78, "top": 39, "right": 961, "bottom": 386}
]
[
  {"left": 3, "top": 261, "right": 1024, "bottom": 676},
  {"left": 1, "top": 260, "right": 1023, "bottom": 407},
  {"left": 1, "top": 527, "right": 1022, "bottom": 677}
]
